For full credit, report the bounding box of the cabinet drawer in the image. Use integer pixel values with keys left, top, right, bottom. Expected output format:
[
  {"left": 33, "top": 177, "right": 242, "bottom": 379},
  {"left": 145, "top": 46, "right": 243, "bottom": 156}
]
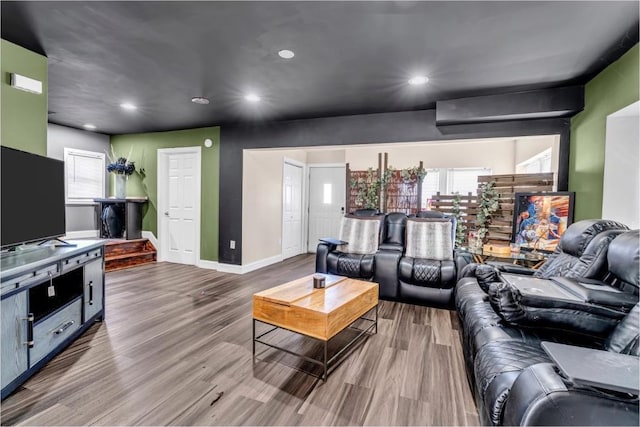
[
  {"left": 30, "top": 298, "right": 82, "bottom": 366},
  {"left": 1, "top": 264, "right": 58, "bottom": 296},
  {"left": 61, "top": 249, "right": 103, "bottom": 273}
]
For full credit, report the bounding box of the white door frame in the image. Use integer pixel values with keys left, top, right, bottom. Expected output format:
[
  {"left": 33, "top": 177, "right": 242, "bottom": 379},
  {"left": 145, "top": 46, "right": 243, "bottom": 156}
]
[
  {"left": 282, "top": 158, "right": 307, "bottom": 258},
  {"left": 157, "top": 147, "right": 202, "bottom": 264},
  {"left": 307, "top": 163, "right": 346, "bottom": 250}
]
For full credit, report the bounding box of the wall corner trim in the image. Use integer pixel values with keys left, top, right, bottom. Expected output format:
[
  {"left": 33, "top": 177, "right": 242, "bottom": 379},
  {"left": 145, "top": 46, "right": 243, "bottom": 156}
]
[{"left": 141, "top": 231, "right": 159, "bottom": 255}]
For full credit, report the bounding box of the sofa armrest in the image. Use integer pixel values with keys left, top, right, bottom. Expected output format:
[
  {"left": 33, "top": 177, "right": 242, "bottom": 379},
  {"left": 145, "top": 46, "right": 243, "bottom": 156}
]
[
  {"left": 503, "top": 363, "right": 639, "bottom": 426},
  {"left": 486, "top": 261, "right": 536, "bottom": 275},
  {"left": 319, "top": 237, "right": 347, "bottom": 246},
  {"left": 315, "top": 242, "right": 332, "bottom": 273},
  {"left": 375, "top": 249, "right": 402, "bottom": 299}
]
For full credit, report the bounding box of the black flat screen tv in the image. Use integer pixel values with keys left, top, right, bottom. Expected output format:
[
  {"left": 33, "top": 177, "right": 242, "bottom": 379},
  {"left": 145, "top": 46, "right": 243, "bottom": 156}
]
[
  {"left": 511, "top": 192, "right": 575, "bottom": 253},
  {"left": 1, "top": 146, "right": 66, "bottom": 248}
]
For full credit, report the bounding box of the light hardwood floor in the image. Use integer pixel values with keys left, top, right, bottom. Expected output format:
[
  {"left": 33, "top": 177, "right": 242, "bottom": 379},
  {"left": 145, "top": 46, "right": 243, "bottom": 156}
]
[{"left": 1, "top": 255, "right": 479, "bottom": 426}]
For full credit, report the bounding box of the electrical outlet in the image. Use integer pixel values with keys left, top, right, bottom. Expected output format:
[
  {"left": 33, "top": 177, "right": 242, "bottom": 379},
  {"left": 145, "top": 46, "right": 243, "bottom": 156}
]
[{"left": 230, "top": 240, "right": 236, "bottom": 249}]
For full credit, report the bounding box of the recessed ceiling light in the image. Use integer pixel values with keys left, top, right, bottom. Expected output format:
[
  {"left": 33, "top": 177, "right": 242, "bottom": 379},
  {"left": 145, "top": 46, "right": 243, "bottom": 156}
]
[
  {"left": 191, "top": 96, "right": 210, "bottom": 105},
  {"left": 245, "top": 94, "right": 261, "bottom": 103},
  {"left": 120, "top": 102, "right": 137, "bottom": 111},
  {"left": 83, "top": 124, "right": 96, "bottom": 130},
  {"left": 408, "top": 75, "right": 429, "bottom": 86},
  {"left": 278, "top": 49, "right": 295, "bottom": 59}
]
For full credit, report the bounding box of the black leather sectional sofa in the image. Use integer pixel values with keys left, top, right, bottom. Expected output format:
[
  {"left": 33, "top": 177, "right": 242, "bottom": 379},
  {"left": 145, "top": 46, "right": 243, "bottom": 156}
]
[
  {"left": 316, "top": 214, "right": 640, "bottom": 425},
  {"left": 315, "top": 211, "right": 466, "bottom": 307},
  {"left": 455, "top": 221, "right": 639, "bottom": 426}
]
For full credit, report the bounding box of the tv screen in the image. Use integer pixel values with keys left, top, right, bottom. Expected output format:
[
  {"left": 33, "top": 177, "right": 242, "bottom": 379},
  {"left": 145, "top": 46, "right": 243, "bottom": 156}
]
[
  {"left": 512, "top": 192, "right": 575, "bottom": 253},
  {"left": 1, "top": 146, "right": 66, "bottom": 248}
]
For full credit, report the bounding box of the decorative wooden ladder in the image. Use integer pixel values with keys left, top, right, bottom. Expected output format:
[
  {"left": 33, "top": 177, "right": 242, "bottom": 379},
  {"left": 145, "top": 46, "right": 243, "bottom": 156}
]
[{"left": 104, "top": 238, "right": 157, "bottom": 272}]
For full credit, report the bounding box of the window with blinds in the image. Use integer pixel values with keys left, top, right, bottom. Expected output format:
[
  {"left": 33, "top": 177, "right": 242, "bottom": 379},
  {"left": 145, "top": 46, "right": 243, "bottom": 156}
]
[
  {"left": 421, "top": 167, "right": 492, "bottom": 206},
  {"left": 421, "top": 169, "right": 441, "bottom": 209},
  {"left": 64, "top": 148, "right": 105, "bottom": 204},
  {"left": 447, "top": 168, "right": 491, "bottom": 195}
]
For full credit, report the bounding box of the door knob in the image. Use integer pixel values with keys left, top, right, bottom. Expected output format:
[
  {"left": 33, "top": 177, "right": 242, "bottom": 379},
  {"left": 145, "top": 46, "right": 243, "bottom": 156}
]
[{"left": 164, "top": 211, "right": 169, "bottom": 217}]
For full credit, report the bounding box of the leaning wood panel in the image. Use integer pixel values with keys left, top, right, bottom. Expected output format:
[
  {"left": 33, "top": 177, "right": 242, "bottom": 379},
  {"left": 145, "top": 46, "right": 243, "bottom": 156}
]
[{"left": 477, "top": 172, "right": 557, "bottom": 245}]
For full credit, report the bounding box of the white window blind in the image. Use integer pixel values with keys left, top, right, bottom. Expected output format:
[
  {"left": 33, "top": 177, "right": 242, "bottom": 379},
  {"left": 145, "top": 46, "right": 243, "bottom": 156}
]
[
  {"left": 64, "top": 148, "right": 105, "bottom": 204},
  {"left": 421, "top": 169, "right": 441, "bottom": 209},
  {"left": 447, "top": 168, "right": 491, "bottom": 195},
  {"left": 517, "top": 148, "right": 553, "bottom": 174}
]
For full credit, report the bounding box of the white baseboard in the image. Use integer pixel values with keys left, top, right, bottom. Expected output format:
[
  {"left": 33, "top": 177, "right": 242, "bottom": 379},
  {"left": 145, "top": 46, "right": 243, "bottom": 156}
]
[
  {"left": 214, "top": 262, "right": 243, "bottom": 274},
  {"left": 199, "top": 254, "right": 284, "bottom": 275},
  {"left": 197, "top": 259, "right": 219, "bottom": 270},
  {"left": 64, "top": 230, "right": 99, "bottom": 239}
]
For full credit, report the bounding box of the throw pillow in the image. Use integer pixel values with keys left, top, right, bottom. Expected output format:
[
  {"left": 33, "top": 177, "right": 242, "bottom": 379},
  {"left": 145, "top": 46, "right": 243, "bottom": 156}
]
[
  {"left": 337, "top": 216, "right": 381, "bottom": 255},
  {"left": 405, "top": 219, "right": 453, "bottom": 260}
]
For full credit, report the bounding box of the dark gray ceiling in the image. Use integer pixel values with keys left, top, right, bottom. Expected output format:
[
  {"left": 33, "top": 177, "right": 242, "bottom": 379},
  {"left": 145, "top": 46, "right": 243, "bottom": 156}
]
[{"left": 2, "top": 1, "right": 638, "bottom": 135}]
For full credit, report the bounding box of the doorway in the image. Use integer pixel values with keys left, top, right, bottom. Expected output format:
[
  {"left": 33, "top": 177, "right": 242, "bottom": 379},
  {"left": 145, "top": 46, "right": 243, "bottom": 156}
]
[
  {"left": 282, "top": 160, "right": 305, "bottom": 259},
  {"left": 157, "top": 147, "right": 201, "bottom": 265},
  {"left": 307, "top": 165, "right": 346, "bottom": 252}
]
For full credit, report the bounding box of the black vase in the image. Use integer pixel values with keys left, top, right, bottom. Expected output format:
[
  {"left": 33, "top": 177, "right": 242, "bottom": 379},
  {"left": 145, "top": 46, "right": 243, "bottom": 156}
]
[{"left": 102, "top": 205, "right": 124, "bottom": 238}]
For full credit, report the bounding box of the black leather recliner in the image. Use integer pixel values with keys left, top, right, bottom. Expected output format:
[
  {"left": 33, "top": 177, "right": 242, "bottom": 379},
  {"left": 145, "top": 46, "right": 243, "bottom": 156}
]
[
  {"left": 457, "top": 229, "right": 640, "bottom": 426},
  {"left": 455, "top": 219, "right": 630, "bottom": 362},
  {"left": 315, "top": 214, "right": 385, "bottom": 280},
  {"left": 315, "top": 212, "right": 406, "bottom": 291},
  {"left": 397, "top": 211, "right": 458, "bottom": 307}
]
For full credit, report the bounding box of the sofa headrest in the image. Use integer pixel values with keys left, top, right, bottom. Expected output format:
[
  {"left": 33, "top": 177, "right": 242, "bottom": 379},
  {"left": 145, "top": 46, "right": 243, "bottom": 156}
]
[
  {"left": 608, "top": 230, "right": 640, "bottom": 287},
  {"left": 415, "top": 210, "right": 449, "bottom": 219},
  {"left": 557, "top": 219, "right": 629, "bottom": 257},
  {"left": 352, "top": 208, "right": 379, "bottom": 217}
]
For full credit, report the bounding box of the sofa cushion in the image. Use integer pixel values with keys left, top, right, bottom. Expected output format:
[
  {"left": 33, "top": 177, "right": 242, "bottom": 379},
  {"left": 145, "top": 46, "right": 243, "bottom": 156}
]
[
  {"left": 605, "top": 303, "right": 640, "bottom": 356},
  {"left": 337, "top": 215, "right": 382, "bottom": 255},
  {"left": 474, "top": 341, "right": 550, "bottom": 425},
  {"left": 405, "top": 218, "right": 453, "bottom": 260}
]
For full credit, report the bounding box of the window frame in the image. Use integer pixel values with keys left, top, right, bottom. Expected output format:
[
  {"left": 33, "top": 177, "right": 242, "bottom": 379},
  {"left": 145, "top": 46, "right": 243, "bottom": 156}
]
[{"left": 64, "top": 147, "right": 106, "bottom": 205}]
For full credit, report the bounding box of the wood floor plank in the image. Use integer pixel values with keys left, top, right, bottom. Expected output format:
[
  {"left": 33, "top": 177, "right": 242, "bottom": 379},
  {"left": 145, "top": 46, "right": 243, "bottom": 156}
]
[{"left": 1, "top": 255, "right": 478, "bottom": 426}]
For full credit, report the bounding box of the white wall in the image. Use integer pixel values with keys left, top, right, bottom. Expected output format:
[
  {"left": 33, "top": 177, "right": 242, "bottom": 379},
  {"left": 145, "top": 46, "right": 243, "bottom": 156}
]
[
  {"left": 306, "top": 149, "right": 345, "bottom": 164},
  {"left": 242, "top": 149, "right": 307, "bottom": 264},
  {"left": 241, "top": 136, "right": 562, "bottom": 265},
  {"left": 603, "top": 102, "right": 639, "bottom": 228},
  {"left": 345, "top": 139, "right": 517, "bottom": 173},
  {"left": 47, "top": 124, "right": 110, "bottom": 233}
]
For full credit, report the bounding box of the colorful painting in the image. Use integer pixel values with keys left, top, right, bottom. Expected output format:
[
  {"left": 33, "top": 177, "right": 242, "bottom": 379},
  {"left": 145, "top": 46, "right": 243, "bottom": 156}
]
[{"left": 512, "top": 192, "right": 575, "bottom": 252}]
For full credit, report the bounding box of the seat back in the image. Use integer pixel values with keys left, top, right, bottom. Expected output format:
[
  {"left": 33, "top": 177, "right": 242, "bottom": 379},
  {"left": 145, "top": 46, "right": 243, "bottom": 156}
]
[
  {"left": 533, "top": 219, "right": 629, "bottom": 279},
  {"left": 414, "top": 210, "right": 457, "bottom": 247},
  {"left": 604, "top": 231, "right": 640, "bottom": 355},
  {"left": 380, "top": 212, "right": 407, "bottom": 251}
]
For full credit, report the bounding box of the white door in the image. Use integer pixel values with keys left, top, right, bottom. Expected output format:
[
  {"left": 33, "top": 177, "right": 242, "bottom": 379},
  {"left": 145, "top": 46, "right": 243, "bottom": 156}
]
[
  {"left": 282, "top": 162, "right": 304, "bottom": 259},
  {"left": 158, "top": 148, "right": 201, "bottom": 265},
  {"left": 307, "top": 166, "right": 346, "bottom": 252}
]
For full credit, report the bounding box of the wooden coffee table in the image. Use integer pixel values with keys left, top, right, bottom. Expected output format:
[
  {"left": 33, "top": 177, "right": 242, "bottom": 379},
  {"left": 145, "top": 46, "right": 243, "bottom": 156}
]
[{"left": 252, "top": 274, "right": 378, "bottom": 381}]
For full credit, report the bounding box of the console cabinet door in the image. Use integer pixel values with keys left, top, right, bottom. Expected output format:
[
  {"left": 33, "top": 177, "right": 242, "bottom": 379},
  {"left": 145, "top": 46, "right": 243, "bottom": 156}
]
[
  {"left": 1, "top": 292, "right": 28, "bottom": 389},
  {"left": 84, "top": 259, "right": 104, "bottom": 321}
]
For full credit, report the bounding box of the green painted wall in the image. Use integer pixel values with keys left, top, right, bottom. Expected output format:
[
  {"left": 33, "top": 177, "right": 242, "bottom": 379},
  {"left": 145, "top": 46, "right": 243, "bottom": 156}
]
[
  {"left": 570, "top": 44, "right": 639, "bottom": 220},
  {"left": 0, "top": 39, "right": 48, "bottom": 155},
  {"left": 111, "top": 127, "right": 220, "bottom": 261}
]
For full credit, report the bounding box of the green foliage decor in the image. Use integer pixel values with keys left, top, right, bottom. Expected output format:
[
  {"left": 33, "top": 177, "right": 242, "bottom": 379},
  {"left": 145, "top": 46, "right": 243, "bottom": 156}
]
[
  {"left": 451, "top": 192, "right": 467, "bottom": 247},
  {"left": 351, "top": 168, "right": 381, "bottom": 209},
  {"left": 350, "top": 165, "right": 426, "bottom": 210},
  {"left": 476, "top": 181, "right": 500, "bottom": 242}
]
